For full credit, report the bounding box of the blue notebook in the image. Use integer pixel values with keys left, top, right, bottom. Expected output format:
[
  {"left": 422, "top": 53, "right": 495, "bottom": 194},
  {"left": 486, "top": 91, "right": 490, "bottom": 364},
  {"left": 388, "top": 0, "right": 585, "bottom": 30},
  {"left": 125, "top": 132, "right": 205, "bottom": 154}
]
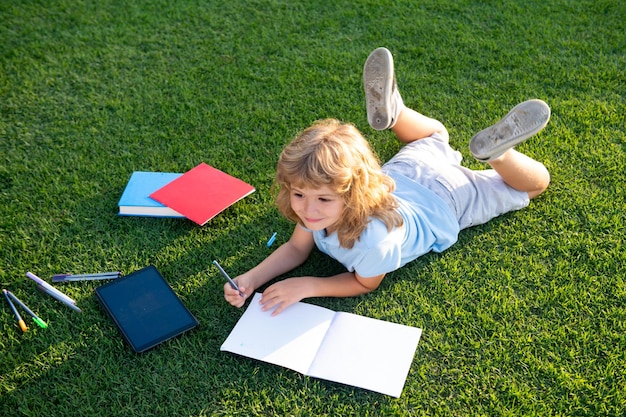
[
  {"left": 95, "top": 266, "right": 199, "bottom": 353},
  {"left": 118, "top": 171, "right": 184, "bottom": 217}
]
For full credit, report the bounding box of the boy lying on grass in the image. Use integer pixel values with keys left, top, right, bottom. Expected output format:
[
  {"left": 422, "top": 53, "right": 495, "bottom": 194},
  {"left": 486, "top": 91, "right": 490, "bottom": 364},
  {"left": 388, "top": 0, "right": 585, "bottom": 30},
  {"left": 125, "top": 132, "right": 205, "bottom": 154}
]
[{"left": 224, "top": 47, "right": 550, "bottom": 315}]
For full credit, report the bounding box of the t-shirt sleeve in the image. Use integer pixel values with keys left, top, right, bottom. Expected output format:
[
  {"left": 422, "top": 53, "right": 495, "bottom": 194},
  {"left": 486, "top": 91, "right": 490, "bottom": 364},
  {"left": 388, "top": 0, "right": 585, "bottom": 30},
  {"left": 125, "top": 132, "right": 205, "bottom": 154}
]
[{"left": 352, "top": 228, "right": 404, "bottom": 278}]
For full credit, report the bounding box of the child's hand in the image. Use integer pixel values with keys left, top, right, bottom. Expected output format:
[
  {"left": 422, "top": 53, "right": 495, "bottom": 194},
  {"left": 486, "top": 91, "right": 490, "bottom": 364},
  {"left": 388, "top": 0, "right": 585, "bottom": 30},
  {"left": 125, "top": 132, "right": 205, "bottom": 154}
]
[
  {"left": 259, "top": 277, "right": 312, "bottom": 316},
  {"left": 223, "top": 275, "right": 251, "bottom": 308}
]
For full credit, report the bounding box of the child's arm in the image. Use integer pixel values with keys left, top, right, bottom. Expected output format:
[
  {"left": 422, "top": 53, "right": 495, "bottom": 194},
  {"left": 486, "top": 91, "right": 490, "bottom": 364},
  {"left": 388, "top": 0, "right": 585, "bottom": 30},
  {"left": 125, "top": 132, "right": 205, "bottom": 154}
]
[
  {"left": 223, "top": 224, "right": 315, "bottom": 308},
  {"left": 259, "top": 271, "right": 386, "bottom": 316}
]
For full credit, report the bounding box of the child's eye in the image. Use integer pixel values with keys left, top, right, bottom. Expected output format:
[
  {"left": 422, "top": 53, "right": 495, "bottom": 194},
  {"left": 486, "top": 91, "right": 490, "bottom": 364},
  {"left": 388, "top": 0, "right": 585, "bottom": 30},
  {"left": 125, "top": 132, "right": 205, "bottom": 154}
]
[{"left": 293, "top": 192, "right": 303, "bottom": 198}]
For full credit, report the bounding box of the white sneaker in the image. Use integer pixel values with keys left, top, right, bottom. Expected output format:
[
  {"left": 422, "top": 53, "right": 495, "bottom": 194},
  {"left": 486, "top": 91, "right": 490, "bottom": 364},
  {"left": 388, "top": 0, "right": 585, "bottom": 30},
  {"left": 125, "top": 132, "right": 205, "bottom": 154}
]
[
  {"left": 469, "top": 99, "right": 551, "bottom": 161},
  {"left": 363, "top": 47, "right": 404, "bottom": 130}
]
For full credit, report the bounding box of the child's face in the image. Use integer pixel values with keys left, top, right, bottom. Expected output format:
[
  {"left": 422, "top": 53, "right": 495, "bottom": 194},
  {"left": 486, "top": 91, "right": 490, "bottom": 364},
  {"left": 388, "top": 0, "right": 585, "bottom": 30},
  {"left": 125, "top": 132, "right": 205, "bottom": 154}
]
[{"left": 289, "top": 184, "right": 344, "bottom": 233}]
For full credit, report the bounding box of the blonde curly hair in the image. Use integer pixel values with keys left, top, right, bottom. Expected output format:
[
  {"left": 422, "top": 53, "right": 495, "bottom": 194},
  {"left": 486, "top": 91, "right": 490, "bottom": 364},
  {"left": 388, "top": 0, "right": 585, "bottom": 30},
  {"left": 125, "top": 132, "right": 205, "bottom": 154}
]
[{"left": 275, "top": 119, "right": 403, "bottom": 249}]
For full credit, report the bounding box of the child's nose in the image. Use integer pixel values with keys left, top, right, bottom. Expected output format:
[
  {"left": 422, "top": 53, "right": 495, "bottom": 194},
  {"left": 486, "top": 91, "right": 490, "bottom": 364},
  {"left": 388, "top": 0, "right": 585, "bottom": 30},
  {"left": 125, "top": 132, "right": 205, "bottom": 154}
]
[{"left": 304, "top": 200, "right": 317, "bottom": 214}]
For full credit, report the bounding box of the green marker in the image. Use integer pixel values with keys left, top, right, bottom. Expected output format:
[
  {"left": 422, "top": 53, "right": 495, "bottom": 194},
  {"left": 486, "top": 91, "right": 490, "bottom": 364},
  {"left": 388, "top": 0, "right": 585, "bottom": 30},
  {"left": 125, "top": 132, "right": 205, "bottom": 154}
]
[{"left": 6, "top": 290, "right": 48, "bottom": 329}]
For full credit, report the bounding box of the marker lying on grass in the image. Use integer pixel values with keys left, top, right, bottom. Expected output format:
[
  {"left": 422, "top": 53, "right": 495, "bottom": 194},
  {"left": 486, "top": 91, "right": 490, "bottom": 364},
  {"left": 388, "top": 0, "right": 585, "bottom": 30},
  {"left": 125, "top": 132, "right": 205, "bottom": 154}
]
[
  {"left": 36, "top": 285, "right": 82, "bottom": 313},
  {"left": 26, "top": 272, "right": 76, "bottom": 305},
  {"left": 5, "top": 289, "right": 47, "bottom": 328},
  {"left": 27, "top": 271, "right": 81, "bottom": 313},
  {"left": 3, "top": 289, "right": 27, "bottom": 332},
  {"left": 52, "top": 271, "right": 122, "bottom": 283},
  {"left": 266, "top": 232, "right": 277, "bottom": 248}
]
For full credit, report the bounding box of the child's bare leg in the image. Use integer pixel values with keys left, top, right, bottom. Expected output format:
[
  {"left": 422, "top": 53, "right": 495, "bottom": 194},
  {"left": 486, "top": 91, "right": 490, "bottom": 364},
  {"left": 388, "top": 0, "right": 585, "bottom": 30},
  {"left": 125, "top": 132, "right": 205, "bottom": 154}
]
[
  {"left": 391, "top": 107, "right": 448, "bottom": 144},
  {"left": 488, "top": 150, "right": 550, "bottom": 199}
]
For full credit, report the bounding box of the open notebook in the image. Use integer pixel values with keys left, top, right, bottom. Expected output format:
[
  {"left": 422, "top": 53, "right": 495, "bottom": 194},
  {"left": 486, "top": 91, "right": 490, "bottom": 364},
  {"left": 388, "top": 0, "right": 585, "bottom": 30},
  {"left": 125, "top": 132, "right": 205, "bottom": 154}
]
[
  {"left": 95, "top": 266, "right": 199, "bottom": 353},
  {"left": 221, "top": 293, "right": 422, "bottom": 397}
]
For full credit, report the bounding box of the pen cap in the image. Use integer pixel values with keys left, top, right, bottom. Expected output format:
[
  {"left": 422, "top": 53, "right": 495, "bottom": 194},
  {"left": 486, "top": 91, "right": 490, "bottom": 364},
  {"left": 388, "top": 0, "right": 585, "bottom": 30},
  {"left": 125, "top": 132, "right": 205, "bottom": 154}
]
[
  {"left": 18, "top": 319, "right": 28, "bottom": 332},
  {"left": 33, "top": 317, "right": 48, "bottom": 328}
]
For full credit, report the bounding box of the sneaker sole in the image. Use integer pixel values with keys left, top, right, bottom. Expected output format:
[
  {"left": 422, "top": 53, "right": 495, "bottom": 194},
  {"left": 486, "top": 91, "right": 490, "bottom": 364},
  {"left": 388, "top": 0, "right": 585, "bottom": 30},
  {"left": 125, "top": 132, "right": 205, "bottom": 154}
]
[
  {"left": 363, "top": 47, "right": 394, "bottom": 130},
  {"left": 469, "top": 99, "right": 551, "bottom": 160}
]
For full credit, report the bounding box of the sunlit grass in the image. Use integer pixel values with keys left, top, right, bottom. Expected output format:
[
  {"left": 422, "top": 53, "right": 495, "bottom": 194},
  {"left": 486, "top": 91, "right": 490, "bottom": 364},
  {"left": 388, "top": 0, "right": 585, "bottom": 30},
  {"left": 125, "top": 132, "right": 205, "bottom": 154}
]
[{"left": 1, "top": 0, "right": 624, "bottom": 415}]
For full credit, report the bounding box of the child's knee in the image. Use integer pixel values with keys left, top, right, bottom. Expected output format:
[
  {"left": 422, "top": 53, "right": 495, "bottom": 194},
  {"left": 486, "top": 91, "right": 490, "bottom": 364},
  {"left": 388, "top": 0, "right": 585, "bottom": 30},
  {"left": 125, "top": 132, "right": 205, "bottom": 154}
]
[{"left": 529, "top": 166, "right": 550, "bottom": 199}]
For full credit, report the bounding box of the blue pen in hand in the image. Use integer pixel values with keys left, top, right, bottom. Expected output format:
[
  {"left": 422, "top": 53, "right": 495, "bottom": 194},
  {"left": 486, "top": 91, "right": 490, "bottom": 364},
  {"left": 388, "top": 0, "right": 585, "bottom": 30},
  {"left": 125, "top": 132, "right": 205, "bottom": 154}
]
[{"left": 213, "top": 260, "right": 244, "bottom": 297}]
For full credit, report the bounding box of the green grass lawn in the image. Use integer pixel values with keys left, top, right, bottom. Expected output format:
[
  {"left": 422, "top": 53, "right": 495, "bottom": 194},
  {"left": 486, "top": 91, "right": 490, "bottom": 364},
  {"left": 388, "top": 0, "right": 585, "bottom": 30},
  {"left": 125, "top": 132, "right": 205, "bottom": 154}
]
[{"left": 1, "top": 0, "right": 624, "bottom": 415}]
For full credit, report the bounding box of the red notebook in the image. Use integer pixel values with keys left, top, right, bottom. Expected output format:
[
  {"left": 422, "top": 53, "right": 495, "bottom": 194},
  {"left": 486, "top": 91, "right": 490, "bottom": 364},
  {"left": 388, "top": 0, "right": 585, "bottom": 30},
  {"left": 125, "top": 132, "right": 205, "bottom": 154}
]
[{"left": 150, "top": 163, "right": 255, "bottom": 226}]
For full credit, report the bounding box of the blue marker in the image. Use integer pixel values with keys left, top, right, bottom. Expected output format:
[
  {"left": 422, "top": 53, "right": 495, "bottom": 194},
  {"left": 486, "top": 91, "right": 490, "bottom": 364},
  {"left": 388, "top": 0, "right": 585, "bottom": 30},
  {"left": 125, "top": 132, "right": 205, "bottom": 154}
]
[{"left": 266, "top": 232, "right": 277, "bottom": 248}]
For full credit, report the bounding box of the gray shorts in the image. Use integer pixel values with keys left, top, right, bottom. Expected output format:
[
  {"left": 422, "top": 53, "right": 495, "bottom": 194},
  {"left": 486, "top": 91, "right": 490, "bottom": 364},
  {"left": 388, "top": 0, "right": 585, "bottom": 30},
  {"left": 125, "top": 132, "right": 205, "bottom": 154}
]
[{"left": 382, "top": 133, "right": 529, "bottom": 230}]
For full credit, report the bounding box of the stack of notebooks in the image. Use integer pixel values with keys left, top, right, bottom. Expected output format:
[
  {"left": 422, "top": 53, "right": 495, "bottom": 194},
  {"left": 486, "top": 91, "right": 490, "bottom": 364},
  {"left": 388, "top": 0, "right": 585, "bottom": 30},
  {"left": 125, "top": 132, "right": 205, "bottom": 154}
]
[{"left": 118, "top": 163, "right": 255, "bottom": 226}]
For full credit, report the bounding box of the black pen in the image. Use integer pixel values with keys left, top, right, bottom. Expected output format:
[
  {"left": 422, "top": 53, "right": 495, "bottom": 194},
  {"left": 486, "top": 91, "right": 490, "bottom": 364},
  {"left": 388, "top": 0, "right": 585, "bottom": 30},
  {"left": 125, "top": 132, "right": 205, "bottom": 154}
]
[{"left": 213, "top": 260, "right": 244, "bottom": 297}]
